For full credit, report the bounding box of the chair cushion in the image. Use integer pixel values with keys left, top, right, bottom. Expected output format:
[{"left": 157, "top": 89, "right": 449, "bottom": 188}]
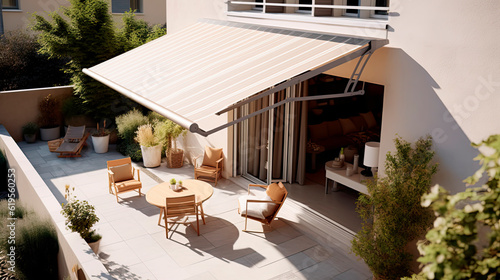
[
  {"left": 238, "top": 195, "right": 276, "bottom": 220},
  {"left": 110, "top": 163, "right": 134, "bottom": 182},
  {"left": 115, "top": 179, "right": 142, "bottom": 192},
  {"left": 350, "top": 116, "right": 367, "bottom": 131},
  {"left": 325, "top": 120, "right": 342, "bottom": 137},
  {"left": 360, "top": 111, "right": 377, "bottom": 128},
  {"left": 202, "top": 146, "right": 223, "bottom": 168},
  {"left": 339, "top": 118, "right": 357, "bottom": 135},
  {"left": 266, "top": 183, "right": 286, "bottom": 203}
]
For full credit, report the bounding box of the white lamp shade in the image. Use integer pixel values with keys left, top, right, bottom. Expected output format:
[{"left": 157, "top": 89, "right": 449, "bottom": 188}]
[{"left": 363, "top": 142, "right": 380, "bottom": 168}]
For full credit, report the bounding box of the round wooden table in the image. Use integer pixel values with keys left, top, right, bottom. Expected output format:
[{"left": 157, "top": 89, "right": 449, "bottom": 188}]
[{"left": 146, "top": 179, "right": 214, "bottom": 225}]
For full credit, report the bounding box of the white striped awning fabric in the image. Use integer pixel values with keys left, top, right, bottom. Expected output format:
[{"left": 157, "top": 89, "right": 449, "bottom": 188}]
[{"left": 83, "top": 19, "right": 387, "bottom": 136}]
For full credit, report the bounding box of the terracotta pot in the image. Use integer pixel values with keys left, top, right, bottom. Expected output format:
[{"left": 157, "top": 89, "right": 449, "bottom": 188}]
[{"left": 88, "top": 238, "right": 101, "bottom": 255}]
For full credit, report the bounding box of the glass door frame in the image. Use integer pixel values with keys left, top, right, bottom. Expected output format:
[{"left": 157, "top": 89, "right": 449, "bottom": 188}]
[{"left": 235, "top": 88, "right": 296, "bottom": 185}]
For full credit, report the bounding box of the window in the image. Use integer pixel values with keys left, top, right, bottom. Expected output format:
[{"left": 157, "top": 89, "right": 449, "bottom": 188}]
[
  {"left": 254, "top": 0, "right": 263, "bottom": 10},
  {"left": 2, "top": 0, "right": 19, "bottom": 9},
  {"left": 346, "top": 0, "right": 359, "bottom": 16},
  {"left": 374, "top": 0, "right": 388, "bottom": 15},
  {"left": 112, "top": 0, "right": 142, "bottom": 13},
  {"left": 298, "top": 0, "right": 312, "bottom": 12}
]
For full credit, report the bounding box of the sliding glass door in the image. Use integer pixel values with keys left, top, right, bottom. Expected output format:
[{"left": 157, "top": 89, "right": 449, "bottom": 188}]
[{"left": 235, "top": 83, "right": 307, "bottom": 184}]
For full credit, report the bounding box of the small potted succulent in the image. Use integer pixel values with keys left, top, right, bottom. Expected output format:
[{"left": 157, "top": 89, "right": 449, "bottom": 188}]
[
  {"left": 92, "top": 120, "right": 111, "bottom": 154},
  {"left": 61, "top": 185, "right": 102, "bottom": 254},
  {"left": 22, "top": 122, "right": 38, "bottom": 143},
  {"left": 169, "top": 178, "right": 179, "bottom": 191}
]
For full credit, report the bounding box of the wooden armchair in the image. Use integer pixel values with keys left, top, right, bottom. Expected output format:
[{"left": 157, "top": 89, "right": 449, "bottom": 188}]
[
  {"left": 238, "top": 182, "right": 288, "bottom": 232},
  {"left": 193, "top": 146, "right": 223, "bottom": 186},
  {"left": 107, "top": 157, "right": 142, "bottom": 202},
  {"left": 161, "top": 195, "right": 200, "bottom": 238}
]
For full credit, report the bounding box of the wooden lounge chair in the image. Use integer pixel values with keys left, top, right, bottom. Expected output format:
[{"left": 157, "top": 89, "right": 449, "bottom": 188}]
[
  {"left": 107, "top": 157, "right": 142, "bottom": 203},
  {"left": 238, "top": 182, "right": 288, "bottom": 232},
  {"left": 48, "top": 126, "right": 89, "bottom": 158},
  {"left": 193, "top": 146, "right": 223, "bottom": 186},
  {"left": 161, "top": 195, "right": 200, "bottom": 238}
]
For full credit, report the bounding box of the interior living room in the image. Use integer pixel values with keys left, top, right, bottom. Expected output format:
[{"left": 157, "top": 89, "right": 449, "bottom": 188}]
[{"left": 300, "top": 74, "right": 385, "bottom": 232}]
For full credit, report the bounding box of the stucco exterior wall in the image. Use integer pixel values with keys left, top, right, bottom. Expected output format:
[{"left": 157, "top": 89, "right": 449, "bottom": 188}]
[{"left": 0, "top": 86, "right": 73, "bottom": 142}]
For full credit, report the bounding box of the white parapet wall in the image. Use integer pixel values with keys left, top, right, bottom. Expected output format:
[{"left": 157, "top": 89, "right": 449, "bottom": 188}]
[{"left": 0, "top": 125, "right": 112, "bottom": 280}]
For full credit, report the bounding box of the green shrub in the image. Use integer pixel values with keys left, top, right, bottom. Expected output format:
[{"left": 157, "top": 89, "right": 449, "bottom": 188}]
[
  {"left": 351, "top": 136, "right": 437, "bottom": 279},
  {"left": 0, "top": 31, "right": 70, "bottom": 91},
  {"left": 116, "top": 109, "right": 148, "bottom": 160},
  {"left": 21, "top": 122, "right": 38, "bottom": 135},
  {"left": 0, "top": 201, "right": 58, "bottom": 280},
  {"left": 61, "top": 186, "right": 100, "bottom": 242},
  {"left": 116, "top": 109, "right": 148, "bottom": 142},
  {"left": 415, "top": 134, "right": 500, "bottom": 279},
  {"left": 16, "top": 217, "right": 59, "bottom": 279}
]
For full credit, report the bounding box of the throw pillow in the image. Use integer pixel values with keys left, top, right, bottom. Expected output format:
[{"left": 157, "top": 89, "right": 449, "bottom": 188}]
[
  {"left": 360, "top": 111, "right": 377, "bottom": 128},
  {"left": 202, "top": 146, "right": 223, "bottom": 168},
  {"left": 266, "top": 182, "right": 286, "bottom": 202},
  {"left": 109, "top": 163, "right": 133, "bottom": 182},
  {"left": 350, "top": 116, "right": 367, "bottom": 131},
  {"left": 325, "top": 120, "right": 342, "bottom": 137},
  {"left": 339, "top": 118, "right": 357, "bottom": 135}
]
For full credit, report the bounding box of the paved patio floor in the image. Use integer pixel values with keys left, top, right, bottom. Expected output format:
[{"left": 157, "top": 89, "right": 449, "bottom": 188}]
[{"left": 19, "top": 140, "right": 371, "bottom": 280}]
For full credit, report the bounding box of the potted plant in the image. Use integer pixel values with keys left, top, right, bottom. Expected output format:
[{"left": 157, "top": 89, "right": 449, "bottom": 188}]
[
  {"left": 38, "top": 94, "right": 61, "bottom": 141},
  {"left": 169, "top": 178, "right": 177, "bottom": 190},
  {"left": 22, "top": 122, "right": 38, "bottom": 143},
  {"left": 154, "top": 119, "right": 186, "bottom": 168},
  {"left": 135, "top": 124, "right": 161, "bottom": 167},
  {"left": 351, "top": 136, "right": 437, "bottom": 279},
  {"left": 61, "top": 185, "right": 102, "bottom": 254},
  {"left": 92, "top": 120, "right": 111, "bottom": 153}
]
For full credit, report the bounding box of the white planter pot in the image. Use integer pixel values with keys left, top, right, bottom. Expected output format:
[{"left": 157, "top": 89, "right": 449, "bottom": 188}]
[
  {"left": 40, "top": 126, "right": 60, "bottom": 141},
  {"left": 91, "top": 135, "right": 109, "bottom": 154},
  {"left": 141, "top": 145, "right": 162, "bottom": 168}
]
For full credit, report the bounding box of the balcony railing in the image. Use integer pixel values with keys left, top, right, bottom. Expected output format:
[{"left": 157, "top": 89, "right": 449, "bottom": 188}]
[{"left": 227, "top": 1, "right": 389, "bottom": 20}]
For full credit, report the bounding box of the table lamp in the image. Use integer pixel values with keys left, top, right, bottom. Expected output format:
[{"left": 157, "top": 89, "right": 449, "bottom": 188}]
[{"left": 361, "top": 142, "right": 380, "bottom": 177}]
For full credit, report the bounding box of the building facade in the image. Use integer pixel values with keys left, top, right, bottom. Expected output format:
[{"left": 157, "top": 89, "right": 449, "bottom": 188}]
[
  {"left": 1, "top": 0, "right": 166, "bottom": 33},
  {"left": 165, "top": 0, "right": 500, "bottom": 195}
]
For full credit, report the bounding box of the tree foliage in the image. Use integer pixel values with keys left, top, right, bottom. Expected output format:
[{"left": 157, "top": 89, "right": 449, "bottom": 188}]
[
  {"left": 414, "top": 134, "right": 500, "bottom": 280},
  {"left": 31, "top": 0, "right": 166, "bottom": 120},
  {"left": 0, "top": 31, "right": 70, "bottom": 91},
  {"left": 352, "top": 136, "right": 438, "bottom": 279}
]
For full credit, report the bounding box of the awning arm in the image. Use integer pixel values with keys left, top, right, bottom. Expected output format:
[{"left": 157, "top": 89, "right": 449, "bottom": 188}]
[
  {"left": 202, "top": 90, "right": 365, "bottom": 136},
  {"left": 216, "top": 38, "right": 388, "bottom": 116},
  {"left": 82, "top": 68, "right": 200, "bottom": 134}
]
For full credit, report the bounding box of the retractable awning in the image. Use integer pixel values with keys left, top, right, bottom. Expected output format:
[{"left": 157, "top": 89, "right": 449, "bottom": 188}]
[{"left": 83, "top": 19, "right": 388, "bottom": 136}]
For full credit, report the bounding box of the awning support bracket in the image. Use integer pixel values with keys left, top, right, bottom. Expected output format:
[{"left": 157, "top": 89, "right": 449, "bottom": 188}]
[
  {"left": 193, "top": 90, "right": 365, "bottom": 136},
  {"left": 344, "top": 51, "right": 373, "bottom": 94}
]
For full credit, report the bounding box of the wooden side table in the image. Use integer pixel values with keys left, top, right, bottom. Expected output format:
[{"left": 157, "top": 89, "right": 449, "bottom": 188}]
[{"left": 306, "top": 145, "right": 325, "bottom": 171}]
